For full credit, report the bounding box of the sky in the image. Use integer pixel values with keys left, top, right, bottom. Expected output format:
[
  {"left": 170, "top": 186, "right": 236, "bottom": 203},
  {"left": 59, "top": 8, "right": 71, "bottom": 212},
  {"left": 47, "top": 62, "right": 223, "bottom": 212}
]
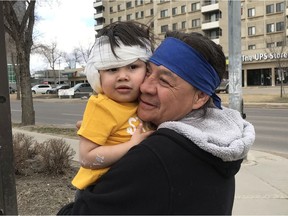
[{"left": 30, "top": 0, "right": 96, "bottom": 72}]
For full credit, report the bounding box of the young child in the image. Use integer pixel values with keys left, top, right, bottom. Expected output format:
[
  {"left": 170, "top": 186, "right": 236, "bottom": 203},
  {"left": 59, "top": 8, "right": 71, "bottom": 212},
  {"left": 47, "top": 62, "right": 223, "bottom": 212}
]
[{"left": 71, "top": 21, "right": 154, "bottom": 192}]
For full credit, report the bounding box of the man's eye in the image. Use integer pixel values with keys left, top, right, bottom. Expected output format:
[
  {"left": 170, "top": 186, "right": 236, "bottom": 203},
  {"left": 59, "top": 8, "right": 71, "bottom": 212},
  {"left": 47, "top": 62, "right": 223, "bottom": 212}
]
[{"left": 160, "top": 78, "right": 172, "bottom": 87}]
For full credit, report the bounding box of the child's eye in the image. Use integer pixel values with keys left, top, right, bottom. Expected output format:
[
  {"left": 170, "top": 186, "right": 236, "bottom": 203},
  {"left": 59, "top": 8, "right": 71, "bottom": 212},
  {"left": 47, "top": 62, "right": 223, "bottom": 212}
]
[
  {"left": 105, "top": 68, "right": 118, "bottom": 72},
  {"left": 129, "top": 64, "right": 138, "bottom": 70}
]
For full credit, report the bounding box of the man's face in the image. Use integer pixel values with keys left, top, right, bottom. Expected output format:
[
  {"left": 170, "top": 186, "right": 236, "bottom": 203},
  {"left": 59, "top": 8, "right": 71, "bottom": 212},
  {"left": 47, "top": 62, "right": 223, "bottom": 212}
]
[{"left": 137, "top": 62, "right": 199, "bottom": 126}]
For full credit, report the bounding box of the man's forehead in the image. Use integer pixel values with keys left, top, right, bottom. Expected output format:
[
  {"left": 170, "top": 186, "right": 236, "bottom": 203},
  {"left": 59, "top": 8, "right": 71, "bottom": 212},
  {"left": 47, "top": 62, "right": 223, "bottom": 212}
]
[{"left": 148, "top": 62, "right": 176, "bottom": 78}]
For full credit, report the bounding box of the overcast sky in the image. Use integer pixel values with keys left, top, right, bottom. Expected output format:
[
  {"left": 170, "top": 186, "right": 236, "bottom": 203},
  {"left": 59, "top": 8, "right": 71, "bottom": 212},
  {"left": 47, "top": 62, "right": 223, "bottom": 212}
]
[{"left": 30, "top": 0, "right": 96, "bottom": 72}]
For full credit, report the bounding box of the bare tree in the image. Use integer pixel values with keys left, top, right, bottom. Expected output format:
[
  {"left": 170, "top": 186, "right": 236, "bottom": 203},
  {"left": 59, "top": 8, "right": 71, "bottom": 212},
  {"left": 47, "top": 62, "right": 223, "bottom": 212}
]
[
  {"left": 79, "top": 43, "right": 94, "bottom": 65},
  {"left": 63, "top": 48, "right": 82, "bottom": 69},
  {"left": 266, "top": 34, "right": 287, "bottom": 98},
  {"left": 35, "top": 41, "right": 63, "bottom": 84},
  {"left": 3, "top": 1, "right": 36, "bottom": 125}
]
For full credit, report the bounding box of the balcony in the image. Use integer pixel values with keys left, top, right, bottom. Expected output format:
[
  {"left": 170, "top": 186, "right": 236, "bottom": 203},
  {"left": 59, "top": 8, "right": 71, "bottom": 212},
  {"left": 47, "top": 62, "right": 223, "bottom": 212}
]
[
  {"left": 95, "top": 24, "right": 104, "bottom": 31},
  {"left": 201, "top": 2, "right": 219, "bottom": 13},
  {"left": 94, "top": 12, "right": 103, "bottom": 19},
  {"left": 201, "top": 19, "right": 219, "bottom": 30},
  {"left": 94, "top": 0, "right": 103, "bottom": 8}
]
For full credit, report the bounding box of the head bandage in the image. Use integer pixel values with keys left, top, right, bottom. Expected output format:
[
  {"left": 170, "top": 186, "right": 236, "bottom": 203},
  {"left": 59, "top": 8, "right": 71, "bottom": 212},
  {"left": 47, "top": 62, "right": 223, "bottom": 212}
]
[
  {"left": 149, "top": 37, "right": 222, "bottom": 109},
  {"left": 84, "top": 36, "right": 152, "bottom": 93}
]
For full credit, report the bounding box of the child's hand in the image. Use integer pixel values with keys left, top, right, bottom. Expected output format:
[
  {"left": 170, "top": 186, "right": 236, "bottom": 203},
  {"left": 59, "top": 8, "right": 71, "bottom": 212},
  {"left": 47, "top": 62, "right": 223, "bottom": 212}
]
[
  {"left": 130, "top": 123, "right": 154, "bottom": 146},
  {"left": 76, "top": 120, "right": 82, "bottom": 129}
]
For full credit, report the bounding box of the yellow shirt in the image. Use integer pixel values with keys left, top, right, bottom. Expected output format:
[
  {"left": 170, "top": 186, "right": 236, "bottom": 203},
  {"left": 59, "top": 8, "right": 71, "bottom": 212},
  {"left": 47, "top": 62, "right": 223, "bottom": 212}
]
[{"left": 72, "top": 94, "right": 141, "bottom": 189}]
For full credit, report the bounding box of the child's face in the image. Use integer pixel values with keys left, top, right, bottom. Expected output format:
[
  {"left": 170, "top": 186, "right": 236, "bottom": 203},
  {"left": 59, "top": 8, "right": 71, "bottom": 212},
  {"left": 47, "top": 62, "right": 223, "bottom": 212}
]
[{"left": 99, "top": 59, "right": 147, "bottom": 103}]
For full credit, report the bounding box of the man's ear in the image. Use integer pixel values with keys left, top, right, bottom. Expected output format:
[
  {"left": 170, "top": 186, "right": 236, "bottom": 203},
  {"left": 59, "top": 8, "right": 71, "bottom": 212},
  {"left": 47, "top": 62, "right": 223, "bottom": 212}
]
[{"left": 192, "top": 91, "right": 210, "bottom": 109}]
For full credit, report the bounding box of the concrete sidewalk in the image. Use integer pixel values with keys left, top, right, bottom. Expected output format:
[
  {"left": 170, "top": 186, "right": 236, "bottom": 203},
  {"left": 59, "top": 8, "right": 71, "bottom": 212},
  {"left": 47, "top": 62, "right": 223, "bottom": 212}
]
[{"left": 12, "top": 128, "right": 288, "bottom": 215}]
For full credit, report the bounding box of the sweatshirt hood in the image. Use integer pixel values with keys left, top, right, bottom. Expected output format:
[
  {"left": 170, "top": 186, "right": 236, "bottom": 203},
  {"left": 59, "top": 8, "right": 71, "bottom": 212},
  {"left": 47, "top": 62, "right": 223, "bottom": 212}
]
[{"left": 158, "top": 107, "right": 255, "bottom": 162}]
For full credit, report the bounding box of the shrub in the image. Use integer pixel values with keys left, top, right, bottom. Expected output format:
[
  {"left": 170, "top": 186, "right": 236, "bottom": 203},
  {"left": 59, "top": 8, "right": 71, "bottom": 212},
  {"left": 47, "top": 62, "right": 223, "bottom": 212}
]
[
  {"left": 13, "top": 133, "right": 39, "bottom": 175},
  {"left": 39, "top": 138, "right": 75, "bottom": 175},
  {"left": 13, "top": 133, "right": 75, "bottom": 176}
]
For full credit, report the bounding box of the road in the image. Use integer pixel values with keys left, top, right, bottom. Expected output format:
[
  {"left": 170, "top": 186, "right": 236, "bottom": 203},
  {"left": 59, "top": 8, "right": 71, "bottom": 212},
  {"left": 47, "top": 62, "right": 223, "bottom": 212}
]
[{"left": 10, "top": 99, "right": 288, "bottom": 155}]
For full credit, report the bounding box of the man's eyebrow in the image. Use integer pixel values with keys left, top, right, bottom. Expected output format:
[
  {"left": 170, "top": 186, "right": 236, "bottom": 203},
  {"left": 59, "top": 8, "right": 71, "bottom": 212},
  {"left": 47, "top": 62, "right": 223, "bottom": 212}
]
[{"left": 159, "top": 69, "right": 176, "bottom": 79}]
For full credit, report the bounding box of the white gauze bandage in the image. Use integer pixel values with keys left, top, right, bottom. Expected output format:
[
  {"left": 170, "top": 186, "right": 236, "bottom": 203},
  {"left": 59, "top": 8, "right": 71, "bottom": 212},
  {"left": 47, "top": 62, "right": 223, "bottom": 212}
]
[{"left": 84, "top": 36, "right": 152, "bottom": 93}]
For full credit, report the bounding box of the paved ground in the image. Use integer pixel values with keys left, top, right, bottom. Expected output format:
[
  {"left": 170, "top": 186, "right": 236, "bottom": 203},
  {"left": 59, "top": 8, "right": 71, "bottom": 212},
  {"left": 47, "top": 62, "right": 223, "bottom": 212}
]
[{"left": 12, "top": 128, "right": 288, "bottom": 215}]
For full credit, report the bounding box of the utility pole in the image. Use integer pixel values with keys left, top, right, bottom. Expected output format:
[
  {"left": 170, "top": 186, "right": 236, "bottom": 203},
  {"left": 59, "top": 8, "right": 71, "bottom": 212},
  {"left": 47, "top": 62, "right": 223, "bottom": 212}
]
[
  {"left": 228, "top": 0, "right": 243, "bottom": 116},
  {"left": 0, "top": 1, "right": 18, "bottom": 215}
]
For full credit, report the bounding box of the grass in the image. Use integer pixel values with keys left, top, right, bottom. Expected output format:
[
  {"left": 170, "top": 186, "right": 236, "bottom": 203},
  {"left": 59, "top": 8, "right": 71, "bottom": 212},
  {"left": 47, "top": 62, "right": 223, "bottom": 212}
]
[{"left": 12, "top": 123, "right": 78, "bottom": 138}]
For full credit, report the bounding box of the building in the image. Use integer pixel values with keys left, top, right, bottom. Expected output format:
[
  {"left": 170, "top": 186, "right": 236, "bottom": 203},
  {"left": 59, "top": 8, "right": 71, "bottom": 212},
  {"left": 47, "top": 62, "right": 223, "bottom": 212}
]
[{"left": 93, "top": 0, "right": 288, "bottom": 87}]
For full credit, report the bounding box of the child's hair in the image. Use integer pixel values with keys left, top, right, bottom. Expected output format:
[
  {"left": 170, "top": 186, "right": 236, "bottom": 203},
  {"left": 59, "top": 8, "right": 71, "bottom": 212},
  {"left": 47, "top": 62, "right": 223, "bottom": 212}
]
[
  {"left": 97, "top": 21, "right": 155, "bottom": 57},
  {"left": 85, "top": 21, "right": 154, "bottom": 93}
]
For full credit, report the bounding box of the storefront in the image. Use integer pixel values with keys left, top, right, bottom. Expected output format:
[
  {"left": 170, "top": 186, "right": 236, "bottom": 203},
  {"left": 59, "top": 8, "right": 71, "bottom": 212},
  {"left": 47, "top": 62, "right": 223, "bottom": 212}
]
[{"left": 242, "top": 52, "right": 288, "bottom": 87}]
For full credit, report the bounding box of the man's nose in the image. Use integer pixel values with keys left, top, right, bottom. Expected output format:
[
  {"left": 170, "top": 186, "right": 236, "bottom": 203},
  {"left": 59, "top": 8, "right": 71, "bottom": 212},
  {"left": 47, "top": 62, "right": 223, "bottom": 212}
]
[{"left": 140, "top": 75, "right": 156, "bottom": 94}]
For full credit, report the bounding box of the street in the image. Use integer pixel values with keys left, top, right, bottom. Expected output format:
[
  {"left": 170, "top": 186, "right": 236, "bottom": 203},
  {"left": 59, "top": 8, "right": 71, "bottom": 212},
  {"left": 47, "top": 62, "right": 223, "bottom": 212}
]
[{"left": 10, "top": 99, "right": 288, "bottom": 156}]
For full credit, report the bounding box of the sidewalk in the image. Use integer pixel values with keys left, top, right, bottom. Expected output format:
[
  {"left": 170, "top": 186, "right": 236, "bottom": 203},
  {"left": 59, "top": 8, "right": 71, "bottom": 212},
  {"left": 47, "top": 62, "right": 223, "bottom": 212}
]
[{"left": 12, "top": 128, "right": 288, "bottom": 215}]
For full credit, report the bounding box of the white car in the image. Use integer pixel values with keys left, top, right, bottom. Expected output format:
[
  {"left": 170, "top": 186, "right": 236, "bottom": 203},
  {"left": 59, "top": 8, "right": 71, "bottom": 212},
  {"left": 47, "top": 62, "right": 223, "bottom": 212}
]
[{"left": 31, "top": 84, "right": 52, "bottom": 94}]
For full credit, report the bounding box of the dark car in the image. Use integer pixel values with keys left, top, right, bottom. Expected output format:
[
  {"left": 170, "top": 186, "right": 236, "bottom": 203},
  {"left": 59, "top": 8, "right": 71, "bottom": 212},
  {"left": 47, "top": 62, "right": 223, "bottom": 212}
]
[
  {"left": 72, "top": 83, "right": 93, "bottom": 93},
  {"left": 215, "top": 79, "right": 229, "bottom": 94},
  {"left": 9, "top": 86, "right": 16, "bottom": 94},
  {"left": 47, "top": 84, "right": 70, "bottom": 94}
]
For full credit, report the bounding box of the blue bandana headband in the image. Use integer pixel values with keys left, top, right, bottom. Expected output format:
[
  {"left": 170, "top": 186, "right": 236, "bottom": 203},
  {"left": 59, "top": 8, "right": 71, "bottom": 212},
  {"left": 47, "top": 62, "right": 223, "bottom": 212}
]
[{"left": 149, "top": 37, "right": 222, "bottom": 109}]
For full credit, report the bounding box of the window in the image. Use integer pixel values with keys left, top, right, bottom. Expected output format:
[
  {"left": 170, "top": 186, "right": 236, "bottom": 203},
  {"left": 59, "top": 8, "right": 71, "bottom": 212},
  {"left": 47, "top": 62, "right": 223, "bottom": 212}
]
[
  {"left": 181, "top": 21, "right": 186, "bottom": 29},
  {"left": 110, "top": 7, "right": 113, "bottom": 13},
  {"left": 160, "top": 9, "right": 168, "bottom": 18},
  {"left": 161, "top": 25, "right": 168, "bottom": 33},
  {"left": 150, "top": 9, "right": 154, "bottom": 16},
  {"left": 267, "top": 42, "right": 275, "bottom": 48},
  {"left": 172, "top": 23, "right": 177, "bottom": 30},
  {"left": 276, "top": 41, "right": 283, "bottom": 47},
  {"left": 136, "top": 11, "right": 144, "bottom": 19},
  {"left": 135, "top": 0, "right": 143, "bottom": 6},
  {"left": 266, "top": 4, "right": 274, "bottom": 14},
  {"left": 118, "top": 16, "right": 122, "bottom": 21},
  {"left": 267, "top": 23, "right": 275, "bottom": 33},
  {"left": 117, "top": 4, "right": 122, "bottom": 11},
  {"left": 276, "top": 21, "right": 284, "bottom": 31},
  {"left": 126, "top": 1, "right": 132, "bottom": 9},
  {"left": 248, "top": 45, "right": 256, "bottom": 50},
  {"left": 191, "top": 2, "right": 200, "bottom": 12},
  {"left": 127, "top": 14, "right": 132, "bottom": 20},
  {"left": 192, "top": 19, "right": 200, "bottom": 27},
  {"left": 248, "top": 26, "right": 256, "bottom": 35},
  {"left": 276, "top": 2, "right": 284, "bottom": 12},
  {"left": 172, "top": 7, "right": 177, "bottom": 15},
  {"left": 110, "top": 18, "right": 113, "bottom": 23},
  {"left": 248, "top": 8, "right": 255, "bottom": 17},
  {"left": 181, "top": 5, "right": 186, "bottom": 13}
]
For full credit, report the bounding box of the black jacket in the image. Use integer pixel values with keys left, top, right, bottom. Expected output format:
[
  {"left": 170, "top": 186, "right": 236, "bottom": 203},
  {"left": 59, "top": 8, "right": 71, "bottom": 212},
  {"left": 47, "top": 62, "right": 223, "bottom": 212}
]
[{"left": 58, "top": 128, "right": 243, "bottom": 215}]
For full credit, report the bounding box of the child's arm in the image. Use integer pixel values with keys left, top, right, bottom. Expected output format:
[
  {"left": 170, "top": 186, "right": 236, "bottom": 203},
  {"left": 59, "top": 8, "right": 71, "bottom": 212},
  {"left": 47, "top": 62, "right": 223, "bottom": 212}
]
[{"left": 79, "top": 123, "right": 153, "bottom": 170}]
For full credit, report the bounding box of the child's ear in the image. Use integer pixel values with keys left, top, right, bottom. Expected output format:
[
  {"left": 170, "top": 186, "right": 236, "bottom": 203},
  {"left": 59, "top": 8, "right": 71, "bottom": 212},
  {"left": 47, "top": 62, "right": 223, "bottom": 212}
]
[{"left": 192, "top": 91, "right": 210, "bottom": 110}]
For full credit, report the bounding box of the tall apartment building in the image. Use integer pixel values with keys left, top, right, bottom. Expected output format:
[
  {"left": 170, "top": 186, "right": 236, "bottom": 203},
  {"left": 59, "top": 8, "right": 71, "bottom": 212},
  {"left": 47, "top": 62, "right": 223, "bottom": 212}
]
[{"left": 94, "top": 0, "right": 288, "bottom": 87}]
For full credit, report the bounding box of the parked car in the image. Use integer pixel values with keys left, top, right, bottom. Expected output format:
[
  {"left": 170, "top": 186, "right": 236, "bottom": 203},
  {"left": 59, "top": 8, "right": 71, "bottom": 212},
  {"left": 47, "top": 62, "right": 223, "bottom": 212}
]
[
  {"left": 46, "top": 84, "right": 70, "bottom": 94},
  {"left": 72, "top": 83, "right": 93, "bottom": 93},
  {"left": 31, "top": 84, "right": 52, "bottom": 94},
  {"left": 9, "top": 86, "right": 16, "bottom": 94},
  {"left": 215, "top": 79, "right": 229, "bottom": 94}
]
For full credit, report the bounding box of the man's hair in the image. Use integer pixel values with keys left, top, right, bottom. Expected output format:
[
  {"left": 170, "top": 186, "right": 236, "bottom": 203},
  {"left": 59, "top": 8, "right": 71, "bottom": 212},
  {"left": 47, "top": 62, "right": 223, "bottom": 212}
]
[
  {"left": 165, "top": 31, "right": 226, "bottom": 81},
  {"left": 96, "top": 21, "right": 154, "bottom": 58}
]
